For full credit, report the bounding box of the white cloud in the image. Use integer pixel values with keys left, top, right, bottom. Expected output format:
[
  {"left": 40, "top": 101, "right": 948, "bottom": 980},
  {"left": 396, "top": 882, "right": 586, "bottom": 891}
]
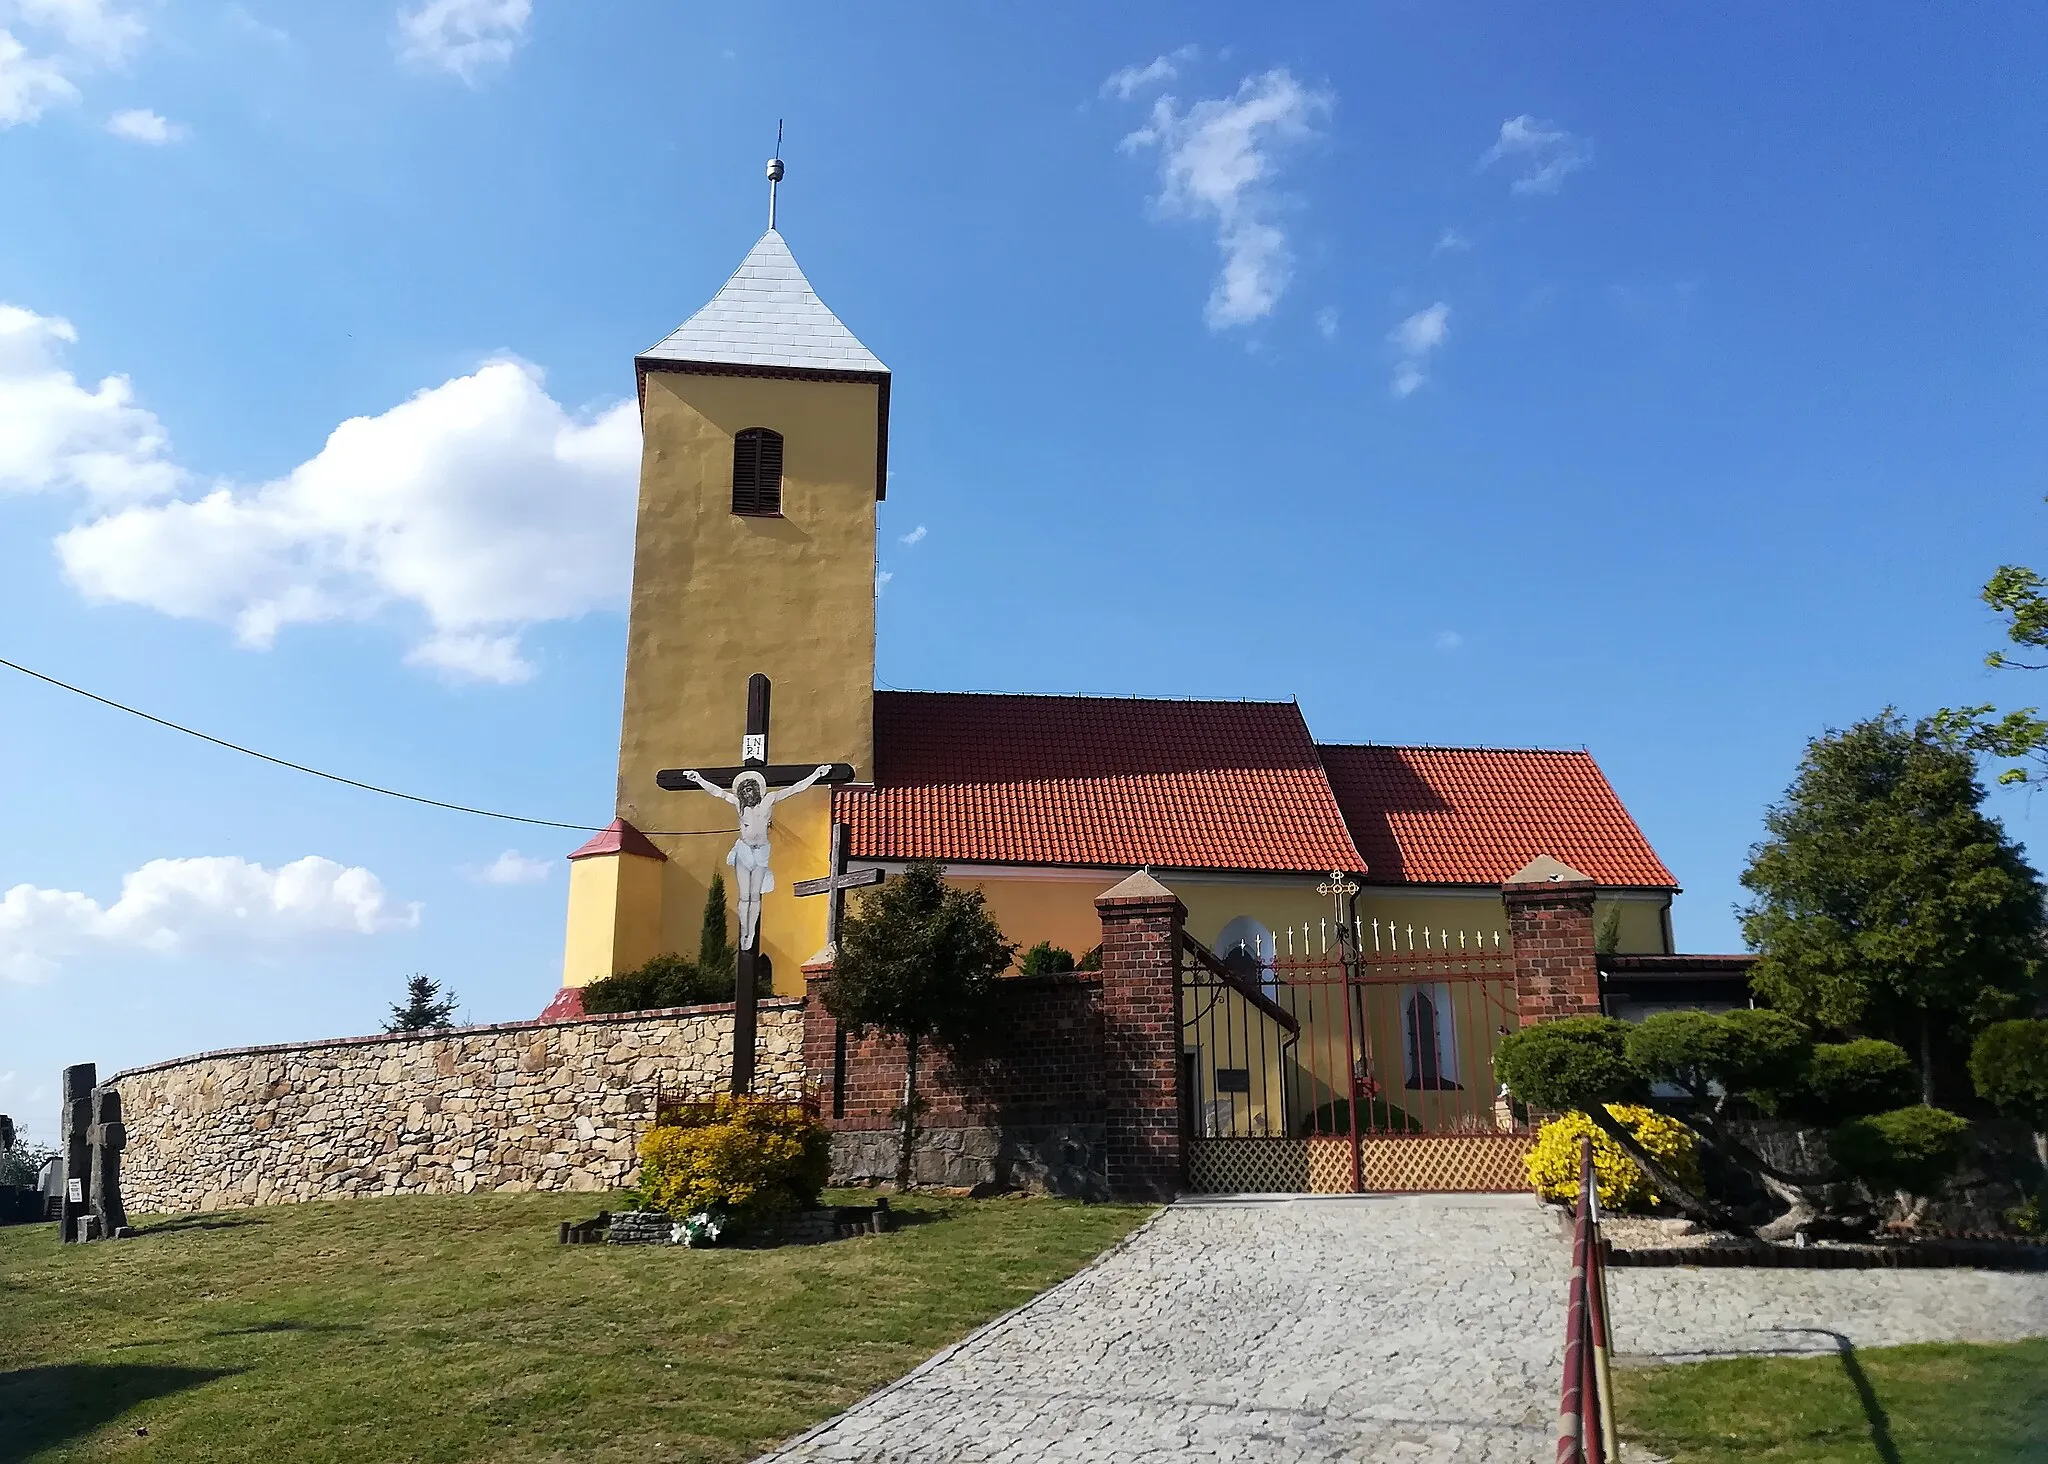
[
  {"left": 1479, "top": 114, "right": 1590, "bottom": 196},
  {"left": 1434, "top": 226, "right": 1470, "bottom": 253},
  {"left": 396, "top": 0, "right": 530, "bottom": 83},
  {"left": 1434, "top": 630, "right": 1465, "bottom": 653},
  {"left": 471, "top": 849, "right": 550, "bottom": 885},
  {"left": 105, "top": 106, "right": 183, "bottom": 143},
  {"left": 1117, "top": 67, "right": 1331, "bottom": 330},
  {"left": 875, "top": 568, "right": 893, "bottom": 593},
  {"left": 899, "top": 523, "right": 926, "bottom": 546},
  {"left": 1314, "top": 306, "right": 1338, "bottom": 340},
  {"left": 1101, "top": 45, "right": 1195, "bottom": 101},
  {"left": 0, "top": 304, "right": 181, "bottom": 500},
  {"left": 1387, "top": 301, "right": 1450, "bottom": 399},
  {"left": 0, "top": 28, "right": 77, "bottom": 125},
  {"left": 16, "top": 0, "right": 145, "bottom": 63},
  {"left": 49, "top": 353, "right": 640, "bottom": 683},
  {"left": 0, "top": 855, "right": 419, "bottom": 984}
]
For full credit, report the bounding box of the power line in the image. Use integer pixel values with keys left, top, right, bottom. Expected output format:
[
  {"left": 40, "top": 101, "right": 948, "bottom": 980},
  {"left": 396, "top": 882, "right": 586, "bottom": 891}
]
[{"left": 0, "top": 654, "right": 732, "bottom": 839}]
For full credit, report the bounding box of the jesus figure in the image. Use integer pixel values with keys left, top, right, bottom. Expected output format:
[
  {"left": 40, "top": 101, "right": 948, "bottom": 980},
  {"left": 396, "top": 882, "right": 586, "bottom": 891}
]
[{"left": 673, "top": 764, "right": 835, "bottom": 949}]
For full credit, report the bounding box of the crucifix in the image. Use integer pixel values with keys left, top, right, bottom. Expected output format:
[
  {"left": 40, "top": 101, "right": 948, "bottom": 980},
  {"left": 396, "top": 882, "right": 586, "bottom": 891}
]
[
  {"left": 656, "top": 673, "right": 856, "bottom": 1093},
  {"left": 794, "top": 821, "right": 886, "bottom": 1118}
]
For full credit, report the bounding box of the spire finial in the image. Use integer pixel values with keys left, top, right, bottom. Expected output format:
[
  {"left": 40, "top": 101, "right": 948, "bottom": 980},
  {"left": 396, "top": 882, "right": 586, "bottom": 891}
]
[{"left": 767, "top": 119, "right": 785, "bottom": 232}]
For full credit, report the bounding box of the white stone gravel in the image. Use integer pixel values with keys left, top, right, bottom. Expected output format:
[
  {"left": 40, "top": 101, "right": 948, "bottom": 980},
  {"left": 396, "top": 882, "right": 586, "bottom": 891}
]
[{"left": 756, "top": 1193, "right": 2048, "bottom": 1464}]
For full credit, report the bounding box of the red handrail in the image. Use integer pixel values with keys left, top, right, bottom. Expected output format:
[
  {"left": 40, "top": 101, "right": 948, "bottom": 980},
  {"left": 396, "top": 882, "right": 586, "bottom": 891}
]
[{"left": 1558, "top": 1135, "right": 1618, "bottom": 1463}]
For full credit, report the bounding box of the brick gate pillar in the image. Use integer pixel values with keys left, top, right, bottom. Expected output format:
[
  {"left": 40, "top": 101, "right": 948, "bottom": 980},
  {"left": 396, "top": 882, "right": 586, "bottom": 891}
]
[
  {"left": 1094, "top": 870, "right": 1187, "bottom": 1202},
  {"left": 1502, "top": 856, "right": 1602, "bottom": 1025}
]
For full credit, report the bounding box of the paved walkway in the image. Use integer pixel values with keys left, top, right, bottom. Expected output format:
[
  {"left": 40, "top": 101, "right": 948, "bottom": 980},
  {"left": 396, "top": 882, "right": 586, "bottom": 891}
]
[{"left": 759, "top": 1194, "right": 2048, "bottom": 1464}]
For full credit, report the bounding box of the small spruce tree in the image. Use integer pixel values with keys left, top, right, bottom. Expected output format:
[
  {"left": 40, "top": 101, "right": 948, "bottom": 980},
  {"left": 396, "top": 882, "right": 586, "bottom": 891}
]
[
  {"left": 385, "top": 974, "right": 459, "bottom": 1033},
  {"left": 698, "top": 874, "right": 736, "bottom": 992},
  {"left": 824, "top": 860, "right": 1015, "bottom": 1189}
]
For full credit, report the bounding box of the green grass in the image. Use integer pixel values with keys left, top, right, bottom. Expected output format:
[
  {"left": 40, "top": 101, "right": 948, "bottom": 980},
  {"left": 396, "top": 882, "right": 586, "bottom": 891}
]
[
  {"left": 0, "top": 1191, "right": 1151, "bottom": 1464},
  {"left": 1617, "top": 1338, "right": 2048, "bottom": 1464}
]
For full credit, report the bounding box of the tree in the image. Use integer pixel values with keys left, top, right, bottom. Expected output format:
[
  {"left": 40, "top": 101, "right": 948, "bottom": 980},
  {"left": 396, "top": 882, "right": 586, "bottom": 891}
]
[
  {"left": 822, "top": 860, "right": 1015, "bottom": 1190},
  {"left": 1932, "top": 535, "right": 2048, "bottom": 784},
  {"left": 385, "top": 974, "right": 459, "bottom": 1033},
  {"left": 698, "top": 874, "right": 736, "bottom": 990},
  {"left": 1739, "top": 711, "right": 2046, "bottom": 1101}
]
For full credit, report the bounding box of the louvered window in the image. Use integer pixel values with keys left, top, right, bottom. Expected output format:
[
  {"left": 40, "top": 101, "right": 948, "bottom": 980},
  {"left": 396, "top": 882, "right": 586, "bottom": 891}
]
[{"left": 731, "top": 428, "right": 784, "bottom": 516}]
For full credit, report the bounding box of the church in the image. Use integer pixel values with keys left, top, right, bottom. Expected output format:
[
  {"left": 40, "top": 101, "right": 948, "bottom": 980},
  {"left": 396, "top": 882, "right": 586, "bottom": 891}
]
[{"left": 549, "top": 185, "right": 1690, "bottom": 1014}]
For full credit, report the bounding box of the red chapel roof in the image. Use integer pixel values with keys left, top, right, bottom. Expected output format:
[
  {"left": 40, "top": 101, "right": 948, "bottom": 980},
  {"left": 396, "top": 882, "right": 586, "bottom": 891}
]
[
  {"left": 836, "top": 692, "right": 1365, "bottom": 875},
  {"left": 1316, "top": 744, "right": 1677, "bottom": 889}
]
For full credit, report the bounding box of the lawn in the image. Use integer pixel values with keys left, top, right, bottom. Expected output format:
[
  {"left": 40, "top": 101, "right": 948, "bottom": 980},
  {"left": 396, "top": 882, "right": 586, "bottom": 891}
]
[
  {"left": 1617, "top": 1337, "right": 2048, "bottom": 1464},
  {"left": 0, "top": 1191, "right": 1152, "bottom": 1464}
]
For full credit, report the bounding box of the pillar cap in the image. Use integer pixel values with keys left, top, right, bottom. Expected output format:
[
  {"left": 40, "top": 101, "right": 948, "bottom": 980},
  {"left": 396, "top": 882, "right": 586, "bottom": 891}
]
[
  {"left": 1502, "top": 854, "right": 1596, "bottom": 896},
  {"left": 567, "top": 818, "right": 668, "bottom": 863},
  {"left": 1094, "top": 867, "right": 1186, "bottom": 914}
]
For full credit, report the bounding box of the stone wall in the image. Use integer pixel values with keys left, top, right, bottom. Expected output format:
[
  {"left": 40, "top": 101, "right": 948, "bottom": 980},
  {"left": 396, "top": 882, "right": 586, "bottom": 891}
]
[{"left": 111, "top": 1001, "right": 805, "bottom": 1213}]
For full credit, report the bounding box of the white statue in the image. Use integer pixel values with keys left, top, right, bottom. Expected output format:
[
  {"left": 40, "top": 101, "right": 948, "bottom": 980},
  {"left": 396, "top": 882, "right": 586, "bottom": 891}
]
[{"left": 675, "top": 764, "right": 834, "bottom": 949}]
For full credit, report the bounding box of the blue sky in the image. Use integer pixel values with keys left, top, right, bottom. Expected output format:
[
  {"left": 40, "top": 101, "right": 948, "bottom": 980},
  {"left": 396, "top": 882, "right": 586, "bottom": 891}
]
[{"left": 3, "top": 1, "right": 2046, "bottom": 1126}]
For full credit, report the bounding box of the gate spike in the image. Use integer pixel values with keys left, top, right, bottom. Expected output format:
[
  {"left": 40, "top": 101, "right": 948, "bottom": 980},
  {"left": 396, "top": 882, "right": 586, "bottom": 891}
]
[
  {"left": 1424, "top": 926, "right": 1432, "bottom": 951},
  {"left": 1406, "top": 923, "right": 1415, "bottom": 951},
  {"left": 1441, "top": 929, "right": 1449, "bottom": 950},
  {"left": 1371, "top": 918, "right": 1381, "bottom": 952}
]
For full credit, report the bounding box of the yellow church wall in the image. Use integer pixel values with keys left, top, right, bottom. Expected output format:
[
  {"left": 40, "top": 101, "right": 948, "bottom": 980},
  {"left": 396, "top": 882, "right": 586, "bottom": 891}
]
[
  {"left": 560, "top": 852, "right": 667, "bottom": 988},
  {"left": 611, "top": 368, "right": 881, "bottom": 989}
]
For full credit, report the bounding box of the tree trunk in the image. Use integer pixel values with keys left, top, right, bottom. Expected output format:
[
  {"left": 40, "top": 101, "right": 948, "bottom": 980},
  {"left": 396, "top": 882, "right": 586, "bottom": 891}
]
[
  {"left": 1582, "top": 1105, "right": 1734, "bottom": 1233},
  {"left": 1919, "top": 1011, "right": 1936, "bottom": 1106},
  {"left": 895, "top": 1032, "right": 920, "bottom": 1192}
]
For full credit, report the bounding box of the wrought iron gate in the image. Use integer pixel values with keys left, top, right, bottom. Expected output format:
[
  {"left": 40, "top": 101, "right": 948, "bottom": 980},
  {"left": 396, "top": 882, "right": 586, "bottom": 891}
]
[{"left": 1181, "top": 924, "right": 1533, "bottom": 1194}]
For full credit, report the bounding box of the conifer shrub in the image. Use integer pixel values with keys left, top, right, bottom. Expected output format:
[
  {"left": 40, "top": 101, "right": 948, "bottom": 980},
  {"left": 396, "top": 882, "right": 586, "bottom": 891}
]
[
  {"left": 1828, "top": 1105, "right": 1973, "bottom": 1202},
  {"left": 1796, "top": 1040, "right": 1919, "bottom": 1123},
  {"left": 1971, "top": 1018, "right": 2048, "bottom": 1130},
  {"left": 1493, "top": 1015, "right": 1647, "bottom": 1112},
  {"left": 1526, "top": 1106, "right": 1702, "bottom": 1212},
  {"left": 635, "top": 1095, "right": 831, "bottom": 1222}
]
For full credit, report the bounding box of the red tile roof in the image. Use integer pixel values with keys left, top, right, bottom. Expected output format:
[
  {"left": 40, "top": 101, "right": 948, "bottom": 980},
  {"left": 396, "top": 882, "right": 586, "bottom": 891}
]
[
  {"left": 837, "top": 692, "right": 1366, "bottom": 874},
  {"left": 1317, "top": 744, "right": 1677, "bottom": 889},
  {"left": 568, "top": 818, "right": 667, "bottom": 862}
]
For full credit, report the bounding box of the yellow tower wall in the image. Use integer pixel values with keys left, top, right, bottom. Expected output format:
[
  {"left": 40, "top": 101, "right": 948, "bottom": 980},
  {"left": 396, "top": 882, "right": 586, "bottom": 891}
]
[
  {"left": 609, "top": 368, "right": 881, "bottom": 993},
  {"left": 560, "top": 851, "right": 667, "bottom": 988}
]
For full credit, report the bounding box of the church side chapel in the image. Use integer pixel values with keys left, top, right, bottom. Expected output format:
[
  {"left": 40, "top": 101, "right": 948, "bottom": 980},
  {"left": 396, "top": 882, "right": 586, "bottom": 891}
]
[{"left": 553, "top": 169, "right": 1738, "bottom": 1161}]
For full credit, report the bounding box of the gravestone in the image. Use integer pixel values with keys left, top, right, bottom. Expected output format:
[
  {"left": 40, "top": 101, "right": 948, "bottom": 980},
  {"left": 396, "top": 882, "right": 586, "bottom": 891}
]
[
  {"left": 58, "top": 1063, "right": 93, "bottom": 1243},
  {"left": 89, "top": 1087, "right": 129, "bottom": 1235}
]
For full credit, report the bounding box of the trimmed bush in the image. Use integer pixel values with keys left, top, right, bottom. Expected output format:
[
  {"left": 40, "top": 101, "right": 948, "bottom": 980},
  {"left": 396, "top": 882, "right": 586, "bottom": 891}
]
[
  {"left": 1971, "top": 1018, "right": 2048, "bottom": 1130},
  {"left": 635, "top": 1095, "right": 830, "bottom": 1221},
  {"left": 1494, "top": 1015, "right": 1646, "bottom": 1112},
  {"left": 1828, "top": 1105, "right": 1972, "bottom": 1200},
  {"left": 1802, "top": 1040, "right": 1918, "bottom": 1121},
  {"left": 581, "top": 952, "right": 734, "bottom": 1016},
  {"left": 1019, "top": 941, "right": 1077, "bottom": 976},
  {"left": 1714, "top": 1008, "right": 1814, "bottom": 1093},
  {"left": 1624, "top": 1010, "right": 1730, "bottom": 1097},
  {"left": 1526, "top": 1106, "right": 1702, "bottom": 1212}
]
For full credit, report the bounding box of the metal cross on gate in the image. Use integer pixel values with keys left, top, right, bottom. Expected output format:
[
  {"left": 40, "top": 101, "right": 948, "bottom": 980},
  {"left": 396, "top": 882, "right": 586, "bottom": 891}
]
[
  {"left": 794, "top": 822, "right": 885, "bottom": 1119},
  {"left": 656, "top": 673, "right": 857, "bottom": 1094}
]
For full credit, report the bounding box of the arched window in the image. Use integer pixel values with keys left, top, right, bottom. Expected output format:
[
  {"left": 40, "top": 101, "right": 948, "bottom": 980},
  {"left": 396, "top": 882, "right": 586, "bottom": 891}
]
[
  {"left": 1402, "top": 983, "right": 1462, "bottom": 1090},
  {"left": 731, "top": 427, "right": 784, "bottom": 516},
  {"left": 1215, "top": 916, "right": 1277, "bottom": 998}
]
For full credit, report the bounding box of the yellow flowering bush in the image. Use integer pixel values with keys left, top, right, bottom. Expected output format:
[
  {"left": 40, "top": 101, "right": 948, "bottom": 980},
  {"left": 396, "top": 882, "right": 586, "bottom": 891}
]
[
  {"left": 636, "top": 1095, "right": 831, "bottom": 1221},
  {"left": 1525, "top": 1105, "right": 1701, "bottom": 1212}
]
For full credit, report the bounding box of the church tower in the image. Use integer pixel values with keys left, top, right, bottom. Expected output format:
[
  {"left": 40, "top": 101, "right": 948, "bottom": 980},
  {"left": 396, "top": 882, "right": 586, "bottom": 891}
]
[{"left": 561, "top": 176, "right": 887, "bottom": 997}]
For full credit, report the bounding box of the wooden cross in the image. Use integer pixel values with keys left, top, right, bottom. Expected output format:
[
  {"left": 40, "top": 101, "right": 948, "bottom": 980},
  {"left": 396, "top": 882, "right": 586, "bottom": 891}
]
[
  {"left": 792, "top": 822, "right": 884, "bottom": 951},
  {"left": 794, "top": 822, "right": 885, "bottom": 1120},
  {"left": 654, "top": 673, "right": 856, "bottom": 1095}
]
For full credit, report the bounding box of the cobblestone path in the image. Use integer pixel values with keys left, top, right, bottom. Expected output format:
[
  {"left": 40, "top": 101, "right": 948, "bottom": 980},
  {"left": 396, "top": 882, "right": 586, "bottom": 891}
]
[{"left": 758, "top": 1194, "right": 2048, "bottom": 1464}]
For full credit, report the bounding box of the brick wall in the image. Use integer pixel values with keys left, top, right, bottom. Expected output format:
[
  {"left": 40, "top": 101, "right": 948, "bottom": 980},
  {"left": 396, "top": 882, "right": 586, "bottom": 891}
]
[{"left": 801, "top": 870, "right": 1189, "bottom": 1201}]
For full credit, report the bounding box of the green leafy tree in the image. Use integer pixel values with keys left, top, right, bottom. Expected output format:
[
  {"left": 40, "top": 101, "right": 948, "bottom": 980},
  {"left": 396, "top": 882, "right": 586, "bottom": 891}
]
[
  {"left": 1019, "top": 941, "right": 1077, "bottom": 976},
  {"left": 1594, "top": 905, "right": 1623, "bottom": 955},
  {"left": 385, "top": 974, "right": 459, "bottom": 1033},
  {"left": 1739, "top": 712, "right": 2046, "bottom": 1101},
  {"left": 823, "top": 860, "right": 1015, "bottom": 1189},
  {"left": 1932, "top": 536, "right": 2048, "bottom": 783}
]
